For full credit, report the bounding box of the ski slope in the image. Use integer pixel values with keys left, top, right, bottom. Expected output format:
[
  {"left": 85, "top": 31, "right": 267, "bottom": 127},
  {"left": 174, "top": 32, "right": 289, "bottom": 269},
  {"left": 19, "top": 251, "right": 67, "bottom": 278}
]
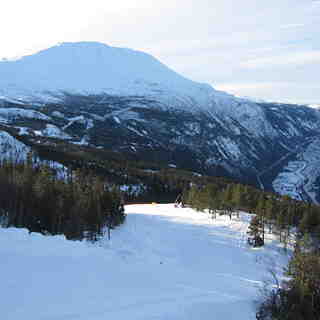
[{"left": 1, "top": 204, "right": 288, "bottom": 320}]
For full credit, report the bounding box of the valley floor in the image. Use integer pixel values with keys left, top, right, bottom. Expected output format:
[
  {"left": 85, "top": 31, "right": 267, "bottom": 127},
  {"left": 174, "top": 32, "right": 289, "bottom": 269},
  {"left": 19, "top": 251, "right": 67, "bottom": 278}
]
[
  {"left": 272, "top": 136, "right": 320, "bottom": 204},
  {"left": 1, "top": 204, "right": 289, "bottom": 320}
]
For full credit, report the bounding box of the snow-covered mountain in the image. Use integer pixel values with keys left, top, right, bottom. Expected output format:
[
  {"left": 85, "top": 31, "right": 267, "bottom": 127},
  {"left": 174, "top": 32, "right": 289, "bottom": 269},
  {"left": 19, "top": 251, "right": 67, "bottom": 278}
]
[
  {"left": 309, "top": 104, "right": 320, "bottom": 110},
  {"left": 0, "top": 42, "right": 217, "bottom": 104},
  {"left": 1, "top": 42, "right": 320, "bottom": 201},
  {"left": 0, "top": 42, "right": 265, "bottom": 132}
]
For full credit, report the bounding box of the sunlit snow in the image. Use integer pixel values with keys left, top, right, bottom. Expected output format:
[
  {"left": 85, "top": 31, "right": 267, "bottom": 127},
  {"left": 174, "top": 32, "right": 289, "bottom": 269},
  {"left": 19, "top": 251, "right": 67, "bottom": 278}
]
[{"left": 1, "top": 204, "right": 289, "bottom": 320}]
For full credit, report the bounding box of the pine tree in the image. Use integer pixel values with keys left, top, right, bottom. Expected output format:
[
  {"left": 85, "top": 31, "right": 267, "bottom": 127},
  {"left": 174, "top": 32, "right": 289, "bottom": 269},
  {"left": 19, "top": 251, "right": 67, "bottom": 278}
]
[
  {"left": 247, "top": 215, "right": 264, "bottom": 247},
  {"left": 286, "top": 234, "right": 320, "bottom": 316}
]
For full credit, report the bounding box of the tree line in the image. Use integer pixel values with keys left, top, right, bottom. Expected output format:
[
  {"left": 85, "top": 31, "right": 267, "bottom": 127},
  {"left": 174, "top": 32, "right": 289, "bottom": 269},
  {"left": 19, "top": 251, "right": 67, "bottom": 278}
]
[
  {"left": 0, "top": 156, "right": 125, "bottom": 241},
  {"left": 183, "top": 182, "right": 320, "bottom": 320},
  {"left": 21, "top": 134, "right": 234, "bottom": 204},
  {"left": 257, "top": 234, "right": 320, "bottom": 320}
]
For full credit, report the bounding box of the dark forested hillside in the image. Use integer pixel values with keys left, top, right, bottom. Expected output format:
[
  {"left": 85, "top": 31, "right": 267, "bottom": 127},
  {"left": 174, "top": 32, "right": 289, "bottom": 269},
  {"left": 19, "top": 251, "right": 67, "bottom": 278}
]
[{"left": 0, "top": 157, "right": 125, "bottom": 241}]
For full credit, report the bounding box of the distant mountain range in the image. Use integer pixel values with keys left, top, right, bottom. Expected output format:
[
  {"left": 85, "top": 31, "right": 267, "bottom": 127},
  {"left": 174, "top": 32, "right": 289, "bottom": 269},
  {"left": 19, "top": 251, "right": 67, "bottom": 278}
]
[{"left": 1, "top": 41, "right": 320, "bottom": 202}]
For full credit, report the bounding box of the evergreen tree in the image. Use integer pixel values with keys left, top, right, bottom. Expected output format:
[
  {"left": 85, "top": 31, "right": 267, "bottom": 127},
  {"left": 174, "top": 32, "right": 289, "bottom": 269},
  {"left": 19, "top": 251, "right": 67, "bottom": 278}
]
[
  {"left": 0, "top": 160, "right": 126, "bottom": 241},
  {"left": 247, "top": 215, "right": 264, "bottom": 247}
]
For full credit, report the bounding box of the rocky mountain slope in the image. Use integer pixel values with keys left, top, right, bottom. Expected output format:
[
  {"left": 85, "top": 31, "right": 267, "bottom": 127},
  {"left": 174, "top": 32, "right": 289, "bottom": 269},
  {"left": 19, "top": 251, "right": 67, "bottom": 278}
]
[{"left": 1, "top": 42, "right": 320, "bottom": 202}]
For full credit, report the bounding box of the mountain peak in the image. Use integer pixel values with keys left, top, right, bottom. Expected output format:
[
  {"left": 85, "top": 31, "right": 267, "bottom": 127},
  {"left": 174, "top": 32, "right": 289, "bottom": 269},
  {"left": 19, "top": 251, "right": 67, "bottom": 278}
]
[
  {"left": 0, "top": 41, "right": 215, "bottom": 104},
  {"left": 0, "top": 41, "right": 257, "bottom": 120},
  {"left": 57, "top": 41, "right": 111, "bottom": 48}
]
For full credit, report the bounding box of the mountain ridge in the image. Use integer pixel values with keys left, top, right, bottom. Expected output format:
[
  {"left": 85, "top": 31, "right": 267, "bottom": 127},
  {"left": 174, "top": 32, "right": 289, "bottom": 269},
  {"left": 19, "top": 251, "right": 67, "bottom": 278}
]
[
  {"left": 0, "top": 41, "right": 320, "bottom": 202},
  {"left": 0, "top": 41, "right": 263, "bottom": 128}
]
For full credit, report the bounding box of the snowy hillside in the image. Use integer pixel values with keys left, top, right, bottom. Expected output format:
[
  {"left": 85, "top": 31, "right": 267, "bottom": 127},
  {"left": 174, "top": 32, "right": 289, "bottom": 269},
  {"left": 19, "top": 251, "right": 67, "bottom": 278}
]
[
  {"left": 0, "top": 131, "right": 29, "bottom": 161},
  {"left": 0, "top": 42, "right": 205, "bottom": 97},
  {"left": 273, "top": 136, "right": 320, "bottom": 203},
  {"left": 0, "top": 107, "right": 50, "bottom": 123},
  {"left": 0, "top": 42, "right": 262, "bottom": 127},
  {"left": 1, "top": 204, "right": 289, "bottom": 320}
]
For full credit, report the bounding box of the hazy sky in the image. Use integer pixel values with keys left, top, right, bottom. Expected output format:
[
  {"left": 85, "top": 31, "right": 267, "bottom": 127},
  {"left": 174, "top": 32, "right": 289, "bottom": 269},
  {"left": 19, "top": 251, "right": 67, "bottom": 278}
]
[{"left": 1, "top": 0, "right": 319, "bottom": 104}]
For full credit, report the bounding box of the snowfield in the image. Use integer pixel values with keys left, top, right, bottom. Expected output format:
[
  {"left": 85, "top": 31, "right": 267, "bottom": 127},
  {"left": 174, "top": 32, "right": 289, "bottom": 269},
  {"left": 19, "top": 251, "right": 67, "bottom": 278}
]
[{"left": 1, "top": 204, "right": 289, "bottom": 320}]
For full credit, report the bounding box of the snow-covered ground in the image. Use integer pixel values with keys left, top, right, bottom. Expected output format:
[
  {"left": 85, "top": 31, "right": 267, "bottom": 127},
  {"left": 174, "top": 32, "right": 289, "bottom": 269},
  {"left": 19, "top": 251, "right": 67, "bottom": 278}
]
[
  {"left": 273, "top": 137, "right": 320, "bottom": 203},
  {"left": 34, "top": 124, "right": 72, "bottom": 140},
  {"left": 0, "top": 130, "right": 30, "bottom": 161},
  {"left": 1, "top": 204, "right": 288, "bottom": 320},
  {"left": 0, "top": 108, "right": 50, "bottom": 122}
]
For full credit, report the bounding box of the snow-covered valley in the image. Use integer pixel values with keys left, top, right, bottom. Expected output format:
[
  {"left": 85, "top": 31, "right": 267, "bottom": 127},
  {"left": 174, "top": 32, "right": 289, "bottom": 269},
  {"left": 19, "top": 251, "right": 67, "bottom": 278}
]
[
  {"left": 1, "top": 204, "right": 289, "bottom": 320},
  {"left": 272, "top": 137, "right": 320, "bottom": 203}
]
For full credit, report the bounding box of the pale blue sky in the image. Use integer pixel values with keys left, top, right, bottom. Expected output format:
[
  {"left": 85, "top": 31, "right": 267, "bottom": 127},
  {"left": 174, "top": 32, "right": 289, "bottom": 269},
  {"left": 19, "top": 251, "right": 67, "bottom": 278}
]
[{"left": 1, "top": 0, "right": 319, "bottom": 104}]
